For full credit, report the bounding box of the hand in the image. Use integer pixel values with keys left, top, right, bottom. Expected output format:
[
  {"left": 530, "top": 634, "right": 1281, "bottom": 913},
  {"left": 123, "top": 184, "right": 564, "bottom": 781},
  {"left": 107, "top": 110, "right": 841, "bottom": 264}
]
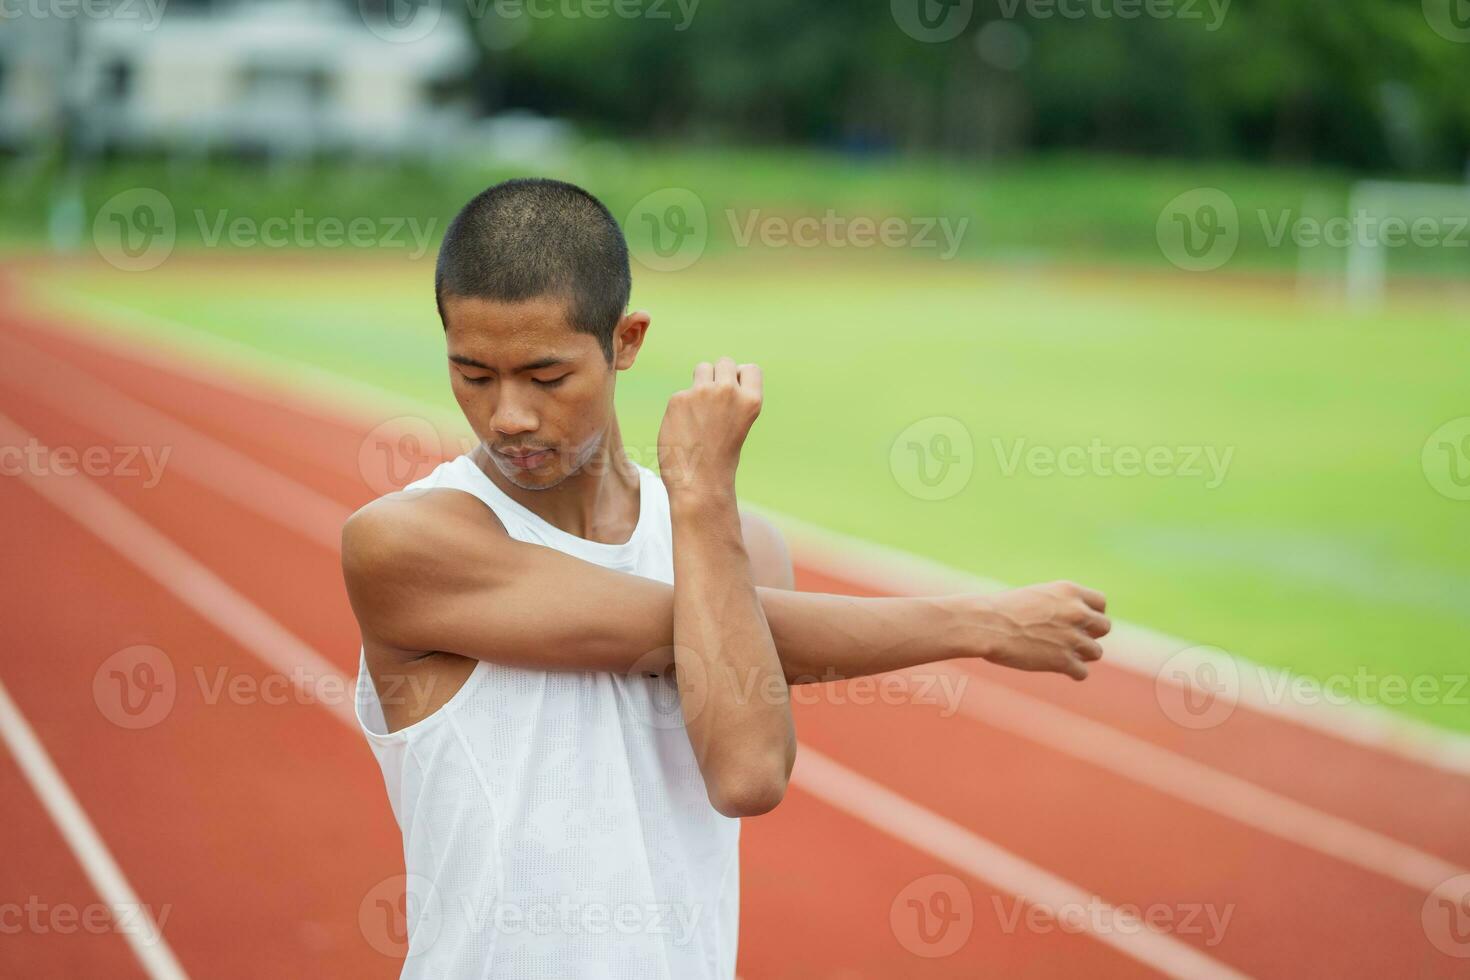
[
  {"left": 973, "top": 581, "right": 1110, "bottom": 681},
  {"left": 658, "top": 357, "right": 762, "bottom": 498}
]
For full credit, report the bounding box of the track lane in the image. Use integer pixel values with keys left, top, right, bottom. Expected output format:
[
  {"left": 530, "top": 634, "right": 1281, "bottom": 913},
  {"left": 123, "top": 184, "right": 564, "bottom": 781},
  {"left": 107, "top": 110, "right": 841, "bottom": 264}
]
[
  {"left": 4, "top": 302, "right": 1470, "bottom": 976},
  {"left": 0, "top": 397, "right": 1150, "bottom": 978},
  {"left": 0, "top": 747, "right": 150, "bottom": 980},
  {"left": 0, "top": 467, "right": 403, "bottom": 979},
  {"left": 6, "top": 307, "right": 1469, "bottom": 869}
]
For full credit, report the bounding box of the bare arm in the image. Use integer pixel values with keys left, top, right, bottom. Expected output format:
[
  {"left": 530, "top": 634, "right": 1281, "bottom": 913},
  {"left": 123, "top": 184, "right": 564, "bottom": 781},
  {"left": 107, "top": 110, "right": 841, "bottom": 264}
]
[
  {"left": 657, "top": 358, "right": 793, "bottom": 816},
  {"left": 342, "top": 493, "right": 1110, "bottom": 687}
]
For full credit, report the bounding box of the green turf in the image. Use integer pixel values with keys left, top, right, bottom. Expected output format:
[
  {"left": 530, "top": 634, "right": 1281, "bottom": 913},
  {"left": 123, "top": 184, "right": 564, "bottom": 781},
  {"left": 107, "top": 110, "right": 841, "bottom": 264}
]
[{"left": 23, "top": 251, "right": 1470, "bottom": 734}]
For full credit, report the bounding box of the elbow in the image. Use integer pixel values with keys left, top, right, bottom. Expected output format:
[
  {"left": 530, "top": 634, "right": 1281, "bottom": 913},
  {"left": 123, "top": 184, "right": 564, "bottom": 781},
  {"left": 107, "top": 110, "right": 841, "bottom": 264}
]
[
  {"left": 709, "top": 774, "right": 788, "bottom": 818},
  {"left": 707, "top": 746, "right": 795, "bottom": 818}
]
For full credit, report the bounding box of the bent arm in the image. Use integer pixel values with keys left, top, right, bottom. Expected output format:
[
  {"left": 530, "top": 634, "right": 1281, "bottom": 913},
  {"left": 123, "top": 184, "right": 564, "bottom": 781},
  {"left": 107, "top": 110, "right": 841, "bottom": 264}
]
[
  {"left": 342, "top": 489, "right": 1106, "bottom": 688},
  {"left": 668, "top": 491, "right": 794, "bottom": 817}
]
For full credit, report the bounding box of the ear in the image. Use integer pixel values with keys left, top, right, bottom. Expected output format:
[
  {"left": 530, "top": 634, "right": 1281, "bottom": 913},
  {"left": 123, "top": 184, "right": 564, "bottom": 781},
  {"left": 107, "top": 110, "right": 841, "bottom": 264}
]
[{"left": 611, "top": 311, "right": 651, "bottom": 371}]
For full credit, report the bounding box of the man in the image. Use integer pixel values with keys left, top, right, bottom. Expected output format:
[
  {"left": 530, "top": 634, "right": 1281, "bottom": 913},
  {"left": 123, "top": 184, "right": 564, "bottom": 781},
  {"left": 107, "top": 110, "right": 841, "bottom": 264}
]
[{"left": 342, "top": 178, "right": 1110, "bottom": 979}]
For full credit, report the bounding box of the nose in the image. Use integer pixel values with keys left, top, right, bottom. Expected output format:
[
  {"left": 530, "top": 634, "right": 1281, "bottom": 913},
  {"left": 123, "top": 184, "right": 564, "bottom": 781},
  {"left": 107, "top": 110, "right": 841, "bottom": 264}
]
[{"left": 490, "top": 388, "right": 538, "bottom": 437}]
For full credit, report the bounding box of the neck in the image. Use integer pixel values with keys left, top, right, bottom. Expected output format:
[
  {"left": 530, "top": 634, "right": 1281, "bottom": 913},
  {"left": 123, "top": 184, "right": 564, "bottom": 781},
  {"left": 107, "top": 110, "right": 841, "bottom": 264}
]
[{"left": 474, "top": 417, "right": 642, "bottom": 544}]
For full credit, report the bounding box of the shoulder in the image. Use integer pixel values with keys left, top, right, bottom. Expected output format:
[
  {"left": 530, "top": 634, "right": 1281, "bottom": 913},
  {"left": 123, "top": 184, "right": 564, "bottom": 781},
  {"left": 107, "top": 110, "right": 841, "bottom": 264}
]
[
  {"left": 739, "top": 509, "right": 795, "bottom": 590},
  {"left": 341, "top": 487, "right": 508, "bottom": 584}
]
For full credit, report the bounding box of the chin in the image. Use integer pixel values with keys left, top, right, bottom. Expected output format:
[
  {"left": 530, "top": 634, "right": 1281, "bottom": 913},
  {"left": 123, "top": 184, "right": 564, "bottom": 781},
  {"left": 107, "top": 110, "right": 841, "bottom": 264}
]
[{"left": 496, "top": 456, "right": 569, "bottom": 491}]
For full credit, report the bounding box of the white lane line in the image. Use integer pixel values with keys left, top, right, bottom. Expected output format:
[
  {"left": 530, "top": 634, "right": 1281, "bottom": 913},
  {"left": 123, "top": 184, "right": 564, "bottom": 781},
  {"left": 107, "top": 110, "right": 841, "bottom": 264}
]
[
  {"left": 0, "top": 677, "right": 189, "bottom": 980},
  {"left": 0, "top": 332, "right": 347, "bottom": 552},
  {"left": 764, "top": 507, "right": 1470, "bottom": 777},
  {"left": 0, "top": 411, "right": 356, "bottom": 731},
  {"left": 947, "top": 666, "right": 1469, "bottom": 903},
  {"left": 795, "top": 750, "right": 1252, "bottom": 980},
  {"left": 0, "top": 413, "right": 1251, "bottom": 979},
  {"left": 4, "top": 353, "right": 1463, "bottom": 900},
  {"left": 23, "top": 294, "right": 1470, "bottom": 776}
]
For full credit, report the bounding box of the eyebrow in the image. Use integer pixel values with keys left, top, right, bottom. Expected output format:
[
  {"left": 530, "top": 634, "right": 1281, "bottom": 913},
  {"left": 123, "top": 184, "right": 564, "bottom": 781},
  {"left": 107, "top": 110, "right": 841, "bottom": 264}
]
[{"left": 449, "top": 354, "right": 569, "bottom": 373}]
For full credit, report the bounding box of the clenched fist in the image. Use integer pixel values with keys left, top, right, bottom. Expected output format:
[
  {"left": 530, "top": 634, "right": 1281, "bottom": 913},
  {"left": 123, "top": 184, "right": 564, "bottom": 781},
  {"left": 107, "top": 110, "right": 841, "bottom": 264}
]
[
  {"left": 973, "top": 581, "right": 1111, "bottom": 680},
  {"left": 658, "top": 357, "right": 762, "bottom": 498}
]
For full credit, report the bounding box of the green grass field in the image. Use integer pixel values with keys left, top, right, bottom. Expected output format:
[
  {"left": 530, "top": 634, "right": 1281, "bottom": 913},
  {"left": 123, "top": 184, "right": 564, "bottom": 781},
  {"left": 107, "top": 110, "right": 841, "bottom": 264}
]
[{"left": 21, "top": 244, "right": 1470, "bottom": 733}]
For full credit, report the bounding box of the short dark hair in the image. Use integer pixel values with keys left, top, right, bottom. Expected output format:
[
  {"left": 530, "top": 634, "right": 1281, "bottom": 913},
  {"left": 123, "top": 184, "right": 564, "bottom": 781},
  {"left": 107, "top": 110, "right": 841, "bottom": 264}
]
[{"left": 434, "top": 178, "right": 630, "bottom": 363}]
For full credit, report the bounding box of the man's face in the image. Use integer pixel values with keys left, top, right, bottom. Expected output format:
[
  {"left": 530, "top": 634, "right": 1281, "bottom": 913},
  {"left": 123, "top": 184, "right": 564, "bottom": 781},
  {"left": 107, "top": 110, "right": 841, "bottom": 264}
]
[{"left": 442, "top": 293, "right": 623, "bottom": 491}]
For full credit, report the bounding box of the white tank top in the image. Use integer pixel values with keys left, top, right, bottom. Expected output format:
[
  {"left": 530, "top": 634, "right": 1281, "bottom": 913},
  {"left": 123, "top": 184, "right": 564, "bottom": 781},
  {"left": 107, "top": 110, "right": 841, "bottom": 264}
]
[{"left": 354, "top": 455, "right": 741, "bottom": 980}]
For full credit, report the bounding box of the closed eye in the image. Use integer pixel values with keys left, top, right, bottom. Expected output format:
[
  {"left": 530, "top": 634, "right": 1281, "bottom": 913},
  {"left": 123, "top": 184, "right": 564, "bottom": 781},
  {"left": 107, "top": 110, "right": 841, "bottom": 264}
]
[
  {"left": 534, "top": 375, "right": 569, "bottom": 388},
  {"left": 459, "top": 373, "right": 491, "bottom": 386}
]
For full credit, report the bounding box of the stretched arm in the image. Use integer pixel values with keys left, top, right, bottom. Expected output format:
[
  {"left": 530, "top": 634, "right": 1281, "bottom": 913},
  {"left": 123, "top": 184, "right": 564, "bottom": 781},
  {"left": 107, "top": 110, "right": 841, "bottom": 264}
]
[{"left": 342, "top": 494, "right": 1110, "bottom": 687}]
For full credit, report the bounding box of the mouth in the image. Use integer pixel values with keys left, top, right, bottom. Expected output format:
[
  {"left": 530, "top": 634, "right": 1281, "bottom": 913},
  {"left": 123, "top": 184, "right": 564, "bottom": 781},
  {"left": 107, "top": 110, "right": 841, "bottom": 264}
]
[{"left": 495, "top": 447, "right": 555, "bottom": 471}]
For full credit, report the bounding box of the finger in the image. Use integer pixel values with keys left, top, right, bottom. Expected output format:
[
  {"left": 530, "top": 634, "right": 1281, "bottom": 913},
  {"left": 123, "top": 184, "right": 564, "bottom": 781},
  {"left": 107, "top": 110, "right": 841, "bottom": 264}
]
[
  {"left": 693, "top": 361, "right": 714, "bottom": 385},
  {"left": 1077, "top": 586, "right": 1107, "bottom": 613},
  {"left": 714, "top": 357, "right": 737, "bottom": 385},
  {"left": 1067, "top": 659, "right": 1090, "bottom": 681},
  {"left": 1077, "top": 637, "right": 1104, "bottom": 662},
  {"left": 736, "top": 363, "right": 763, "bottom": 399},
  {"left": 1083, "top": 612, "right": 1112, "bottom": 638}
]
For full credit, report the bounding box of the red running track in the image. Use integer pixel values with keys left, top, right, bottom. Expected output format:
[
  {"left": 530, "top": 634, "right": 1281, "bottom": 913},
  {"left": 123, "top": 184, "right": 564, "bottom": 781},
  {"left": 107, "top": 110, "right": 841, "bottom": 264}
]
[{"left": 0, "top": 293, "right": 1467, "bottom": 979}]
